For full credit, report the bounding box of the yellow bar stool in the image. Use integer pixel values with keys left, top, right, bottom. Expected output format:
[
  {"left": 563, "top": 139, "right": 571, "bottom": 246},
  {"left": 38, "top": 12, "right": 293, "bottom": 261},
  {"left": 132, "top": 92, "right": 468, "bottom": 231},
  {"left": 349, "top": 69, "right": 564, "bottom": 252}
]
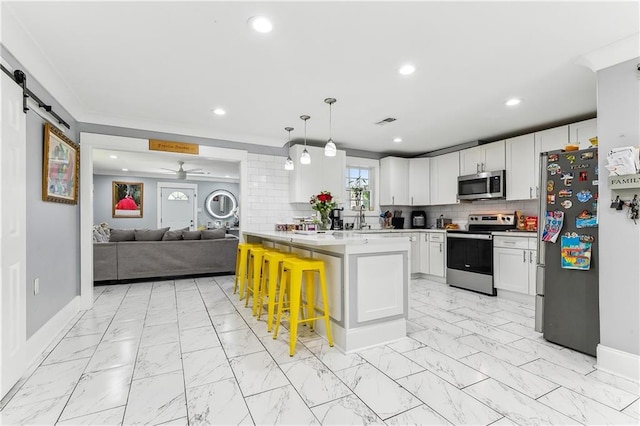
[
  {"left": 257, "top": 251, "right": 298, "bottom": 331},
  {"left": 234, "top": 243, "right": 262, "bottom": 299},
  {"left": 273, "top": 257, "right": 334, "bottom": 356},
  {"left": 245, "top": 246, "right": 269, "bottom": 314}
]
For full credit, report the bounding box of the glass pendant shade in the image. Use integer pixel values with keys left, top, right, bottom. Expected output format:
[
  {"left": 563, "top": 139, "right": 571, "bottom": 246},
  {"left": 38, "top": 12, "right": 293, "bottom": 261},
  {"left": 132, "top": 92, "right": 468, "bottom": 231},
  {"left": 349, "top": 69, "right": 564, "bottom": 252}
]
[
  {"left": 324, "top": 97, "right": 337, "bottom": 157},
  {"left": 284, "top": 156, "right": 294, "bottom": 170},
  {"left": 324, "top": 139, "right": 337, "bottom": 156},
  {"left": 300, "top": 148, "right": 311, "bottom": 164},
  {"left": 284, "top": 126, "right": 294, "bottom": 170},
  {"left": 300, "top": 115, "right": 311, "bottom": 165}
]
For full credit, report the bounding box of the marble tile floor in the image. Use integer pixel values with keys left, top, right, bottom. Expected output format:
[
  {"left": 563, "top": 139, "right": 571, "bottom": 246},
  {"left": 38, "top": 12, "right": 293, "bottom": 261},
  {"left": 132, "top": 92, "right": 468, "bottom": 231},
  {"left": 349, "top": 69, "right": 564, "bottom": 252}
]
[{"left": 1, "top": 276, "right": 639, "bottom": 425}]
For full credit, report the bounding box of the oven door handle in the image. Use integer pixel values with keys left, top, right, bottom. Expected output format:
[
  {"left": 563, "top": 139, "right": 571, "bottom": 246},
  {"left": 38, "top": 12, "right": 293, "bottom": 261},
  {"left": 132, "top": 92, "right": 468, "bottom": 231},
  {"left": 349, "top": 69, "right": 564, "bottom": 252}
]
[{"left": 447, "top": 233, "right": 493, "bottom": 240}]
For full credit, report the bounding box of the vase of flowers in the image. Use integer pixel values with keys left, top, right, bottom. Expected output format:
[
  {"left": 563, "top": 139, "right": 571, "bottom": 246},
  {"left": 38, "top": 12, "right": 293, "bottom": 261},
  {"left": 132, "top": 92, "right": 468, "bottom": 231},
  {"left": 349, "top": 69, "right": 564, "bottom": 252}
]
[{"left": 310, "top": 190, "right": 337, "bottom": 231}]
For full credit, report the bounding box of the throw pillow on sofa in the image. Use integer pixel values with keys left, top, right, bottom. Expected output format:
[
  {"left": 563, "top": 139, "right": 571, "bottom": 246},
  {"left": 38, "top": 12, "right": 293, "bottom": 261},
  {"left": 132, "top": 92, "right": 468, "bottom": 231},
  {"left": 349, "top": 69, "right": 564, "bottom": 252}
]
[
  {"left": 182, "top": 230, "right": 202, "bottom": 240},
  {"left": 202, "top": 228, "right": 226, "bottom": 240},
  {"left": 162, "top": 227, "right": 188, "bottom": 241},
  {"left": 109, "top": 228, "right": 135, "bottom": 242},
  {"left": 135, "top": 227, "right": 170, "bottom": 241}
]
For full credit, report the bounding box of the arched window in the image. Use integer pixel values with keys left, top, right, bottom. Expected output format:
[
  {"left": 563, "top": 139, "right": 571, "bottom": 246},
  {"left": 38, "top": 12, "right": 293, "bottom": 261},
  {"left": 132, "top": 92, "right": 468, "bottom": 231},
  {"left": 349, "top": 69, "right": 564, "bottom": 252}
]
[{"left": 167, "top": 191, "right": 188, "bottom": 201}]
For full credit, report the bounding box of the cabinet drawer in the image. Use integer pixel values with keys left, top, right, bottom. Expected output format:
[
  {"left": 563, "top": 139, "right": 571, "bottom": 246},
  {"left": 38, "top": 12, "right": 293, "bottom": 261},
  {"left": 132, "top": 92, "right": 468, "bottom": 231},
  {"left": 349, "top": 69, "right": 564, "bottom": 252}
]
[
  {"left": 493, "top": 236, "right": 529, "bottom": 249},
  {"left": 528, "top": 238, "right": 537, "bottom": 250},
  {"left": 429, "top": 233, "right": 445, "bottom": 243}
]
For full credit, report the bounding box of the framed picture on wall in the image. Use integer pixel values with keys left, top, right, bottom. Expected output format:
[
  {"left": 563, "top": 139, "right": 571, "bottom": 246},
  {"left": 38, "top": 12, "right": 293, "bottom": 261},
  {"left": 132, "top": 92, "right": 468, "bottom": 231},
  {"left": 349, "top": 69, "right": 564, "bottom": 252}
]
[
  {"left": 42, "top": 122, "right": 79, "bottom": 204},
  {"left": 112, "top": 181, "right": 143, "bottom": 218}
]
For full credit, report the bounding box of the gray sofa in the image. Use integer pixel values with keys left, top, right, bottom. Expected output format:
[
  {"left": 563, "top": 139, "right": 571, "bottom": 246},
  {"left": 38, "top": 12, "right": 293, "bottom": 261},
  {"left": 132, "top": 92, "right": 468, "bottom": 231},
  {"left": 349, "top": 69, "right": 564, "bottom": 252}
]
[{"left": 94, "top": 236, "right": 238, "bottom": 282}]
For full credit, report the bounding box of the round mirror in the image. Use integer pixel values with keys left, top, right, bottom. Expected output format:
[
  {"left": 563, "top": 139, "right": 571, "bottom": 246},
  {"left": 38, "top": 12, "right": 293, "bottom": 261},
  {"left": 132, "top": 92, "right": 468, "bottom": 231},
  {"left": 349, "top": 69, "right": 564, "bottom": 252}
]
[{"left": 205, "top": 189, "right": 238, "bottom": 219}]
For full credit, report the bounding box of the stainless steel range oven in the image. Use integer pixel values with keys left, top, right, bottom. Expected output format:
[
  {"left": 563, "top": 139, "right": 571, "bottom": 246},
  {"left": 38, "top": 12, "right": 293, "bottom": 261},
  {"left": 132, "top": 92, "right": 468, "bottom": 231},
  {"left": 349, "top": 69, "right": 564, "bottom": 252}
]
[{"left": 446, "top": 214, "right": 516, "bottom": 295}]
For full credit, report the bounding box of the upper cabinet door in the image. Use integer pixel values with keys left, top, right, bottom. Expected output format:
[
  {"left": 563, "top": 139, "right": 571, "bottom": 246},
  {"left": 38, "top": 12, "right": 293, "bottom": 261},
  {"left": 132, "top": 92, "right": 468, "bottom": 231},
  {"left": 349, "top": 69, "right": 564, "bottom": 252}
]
[
  {"left": 569, "top": 118, "right": 597, "bottom": 149},
  {"left": 459, "top": 146, "right": 484, "bottom": 175},
  {"left": 482, "top": 140, "right": 506, "bottom": 172},
  {"left": 430, "top": 151, "right": 459, "bottom": 205},
  {"left": 379, "top": 157, "right": 409, "bottom": 205},
  {"left": 506, "top": 134, "right": 536, "bottom": 200},
  {"left": 409, "top": 157, "right": 430, "bottom": 205},
  {"left": 459, "top": 141, "right": 505, "bottom": 175}
]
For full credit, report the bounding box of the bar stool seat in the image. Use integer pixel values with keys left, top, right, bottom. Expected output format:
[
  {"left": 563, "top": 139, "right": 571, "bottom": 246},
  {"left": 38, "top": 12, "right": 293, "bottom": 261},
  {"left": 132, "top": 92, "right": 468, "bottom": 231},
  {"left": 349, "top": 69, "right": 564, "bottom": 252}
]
[
  {"left": 273, "top": 257, "right": 333, "bottom": 356},
  {"left": 257, "top": 251, "right": 298, "bottom": 331},
  {"left": 234, "top": 243, "right": 262, "bottom": 298}
]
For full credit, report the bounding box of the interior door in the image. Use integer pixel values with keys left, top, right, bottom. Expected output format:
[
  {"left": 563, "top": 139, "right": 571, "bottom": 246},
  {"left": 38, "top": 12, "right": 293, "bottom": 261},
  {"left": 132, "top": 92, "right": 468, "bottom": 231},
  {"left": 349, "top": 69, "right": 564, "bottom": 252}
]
[
  {"left": 1, "top": 71, "right": 27, "bottom": 398},
  {"left": 159, "top": 185, "right": 196, "bottom": 230}
]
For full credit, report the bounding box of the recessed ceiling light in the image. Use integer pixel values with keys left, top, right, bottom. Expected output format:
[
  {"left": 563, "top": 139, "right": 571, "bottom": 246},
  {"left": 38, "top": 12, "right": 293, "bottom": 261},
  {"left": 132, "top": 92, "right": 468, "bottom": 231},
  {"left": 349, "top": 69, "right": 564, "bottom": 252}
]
[
  {"left": 225, "top": 175, "right": 230, "bottom": 178},
  {"left": 248, "top": 16, "right": 273, "bottom": 33},
  {"left": 109, "top": 155, "right": 118, "bottom": 159},
  {"left": 505, "top": 98, "right": 522, "bottom": 106},
  {"left": 212, "top": 108, "right": 226, "bottom": 116},
  {"left": 398, "top": 64, "right": 416, "bottom": 75},
  {"left": 122, "top": 168, "right": 128, "bottom": 172},
  {"left": 393, "top": 137, "right": 403, "bottom": 143}
]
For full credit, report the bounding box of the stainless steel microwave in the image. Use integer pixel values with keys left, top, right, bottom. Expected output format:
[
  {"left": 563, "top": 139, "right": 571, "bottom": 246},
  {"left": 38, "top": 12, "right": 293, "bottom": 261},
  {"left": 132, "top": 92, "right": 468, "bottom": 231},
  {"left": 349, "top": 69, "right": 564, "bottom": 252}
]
[{"left": 457, "top": 170, "right": 505, "bottom": 201}]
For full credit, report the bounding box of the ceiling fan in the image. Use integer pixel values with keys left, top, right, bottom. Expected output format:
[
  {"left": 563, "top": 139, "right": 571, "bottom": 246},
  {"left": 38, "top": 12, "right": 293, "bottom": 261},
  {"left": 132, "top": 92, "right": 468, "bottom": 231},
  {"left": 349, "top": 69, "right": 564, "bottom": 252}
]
[{"left": 161, "top": 161, "right": 205, "bottom": 180}]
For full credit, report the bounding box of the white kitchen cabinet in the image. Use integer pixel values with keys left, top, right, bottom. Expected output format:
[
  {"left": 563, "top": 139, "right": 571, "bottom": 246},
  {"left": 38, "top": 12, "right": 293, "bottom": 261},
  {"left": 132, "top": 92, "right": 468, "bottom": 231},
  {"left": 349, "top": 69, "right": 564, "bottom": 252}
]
[
  {"left": 494, "top": 236, "right": 536, "bottom": 295},
  {"left": 506, "top": 133, "right": 536, "bottom": 201},
  {"left": 419, "top": 232, "right": 430, "bottom": 274},
  {"left": 405, "top": 232, "right": 421, "bottom": 274},
  {"left": 380, "top": 157, "right": 409, "bottom": 205},
  {"left": 289, "top": 145, "right": 346, "bottom": 203},
  {"left": 429, "top": 151, "right": 460, "bottom": 205},
  {"left": 428, "top": 232, "right": 445, "bottom": 278},
  {"left": 459, "top": 140, "right": 505, "bottom": 175},
  {"left": 569, "top": 118, "right": 597, "bottom": 149},
  {"left": 534, "top": 125, "right": 569, "bottom": 194},
  {"left": 409, "top": 157, "right": 430, "bottom": 206}
]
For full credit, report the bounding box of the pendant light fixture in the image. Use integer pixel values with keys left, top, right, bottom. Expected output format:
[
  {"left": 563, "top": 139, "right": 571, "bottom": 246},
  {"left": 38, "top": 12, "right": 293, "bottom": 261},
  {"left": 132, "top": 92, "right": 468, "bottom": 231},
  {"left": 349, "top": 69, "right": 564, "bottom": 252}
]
[
  {"left": 324, "top": 97, "right": 337, "bottom": 157},
  {"left": 284, "top": 127, "right": 294, "bottom": 170},
  {"left": 300, "top": 115, "right": 311, "bottom": 165}
]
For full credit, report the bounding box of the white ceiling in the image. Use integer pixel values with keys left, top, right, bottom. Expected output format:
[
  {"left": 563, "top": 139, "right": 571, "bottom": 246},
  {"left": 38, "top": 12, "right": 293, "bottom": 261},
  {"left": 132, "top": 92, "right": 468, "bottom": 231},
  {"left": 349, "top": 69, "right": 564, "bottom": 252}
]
[{"left": 3, "top": 1, "right": 639, "bottom": 158}]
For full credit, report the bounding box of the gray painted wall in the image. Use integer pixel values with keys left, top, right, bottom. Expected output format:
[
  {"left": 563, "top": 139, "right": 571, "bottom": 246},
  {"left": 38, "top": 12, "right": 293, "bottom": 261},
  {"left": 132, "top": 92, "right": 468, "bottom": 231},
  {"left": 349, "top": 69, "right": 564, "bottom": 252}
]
[
  {"left": 93, "top": 174, "right": 239, "bottom": 230},
  {"left": 2, "top": 46, "right": 81, "bottom": 338},
  {"left": 597, "top": 58, "right": 640, "bottom": 356}
]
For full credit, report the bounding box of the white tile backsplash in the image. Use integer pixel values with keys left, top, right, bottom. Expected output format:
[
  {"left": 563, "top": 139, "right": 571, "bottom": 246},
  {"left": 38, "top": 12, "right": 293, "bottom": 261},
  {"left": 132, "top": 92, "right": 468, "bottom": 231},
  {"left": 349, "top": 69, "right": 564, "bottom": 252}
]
[{"left": 245, "top": 153, "right": 313, "bottom": 232}]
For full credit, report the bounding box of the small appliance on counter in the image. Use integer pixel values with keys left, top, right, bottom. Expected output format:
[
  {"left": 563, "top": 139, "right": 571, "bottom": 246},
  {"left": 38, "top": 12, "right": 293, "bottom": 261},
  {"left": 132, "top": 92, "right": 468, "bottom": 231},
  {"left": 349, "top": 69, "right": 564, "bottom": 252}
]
[
  {"left": 436, "top": 215, "right": 452, "bottom": 229},
  {"left": 411, "top": 211, "right": 427, "bottom": 228},
  {"left": 330, "top": 207, "right": 344, "bottom": 230}
]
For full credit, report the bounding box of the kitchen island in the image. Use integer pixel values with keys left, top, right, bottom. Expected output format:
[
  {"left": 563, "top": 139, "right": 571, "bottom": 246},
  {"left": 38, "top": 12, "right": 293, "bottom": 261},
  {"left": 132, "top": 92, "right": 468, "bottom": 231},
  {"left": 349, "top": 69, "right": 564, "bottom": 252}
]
[{"left": 243, "top": 231, "right": 411, "bottom": 353}]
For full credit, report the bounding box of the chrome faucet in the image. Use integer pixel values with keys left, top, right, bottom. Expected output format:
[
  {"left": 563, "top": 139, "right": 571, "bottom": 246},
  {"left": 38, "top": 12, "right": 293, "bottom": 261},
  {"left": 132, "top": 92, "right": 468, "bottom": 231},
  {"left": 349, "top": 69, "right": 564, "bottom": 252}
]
[{"left": 354, "top": 205, "right": 370, "bottom": 230}]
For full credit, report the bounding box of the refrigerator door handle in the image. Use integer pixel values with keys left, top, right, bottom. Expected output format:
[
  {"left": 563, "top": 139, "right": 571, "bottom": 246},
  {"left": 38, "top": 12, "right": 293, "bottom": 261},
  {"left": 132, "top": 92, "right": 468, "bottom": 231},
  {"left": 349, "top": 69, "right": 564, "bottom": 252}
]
[{"left": 536, "top": 152, "right": 547, "bottom": 264}]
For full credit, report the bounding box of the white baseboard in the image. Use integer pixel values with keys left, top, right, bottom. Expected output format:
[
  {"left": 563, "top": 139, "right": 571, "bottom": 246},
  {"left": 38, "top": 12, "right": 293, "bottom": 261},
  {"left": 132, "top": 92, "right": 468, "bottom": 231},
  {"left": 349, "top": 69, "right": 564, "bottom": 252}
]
[
  {"left": 597, "top": 344, "right": 640, "bottom": 383},
  {"left": 25, "top": 296, "right": 81, "bottom": 368}
]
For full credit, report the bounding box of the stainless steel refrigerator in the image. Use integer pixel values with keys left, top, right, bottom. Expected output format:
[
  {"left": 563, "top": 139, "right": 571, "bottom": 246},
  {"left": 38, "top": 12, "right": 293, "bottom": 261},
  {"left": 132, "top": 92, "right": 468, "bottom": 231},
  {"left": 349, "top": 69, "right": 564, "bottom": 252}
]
[{"left": 536, "top": 147, "right": 600, "bottom": 356}]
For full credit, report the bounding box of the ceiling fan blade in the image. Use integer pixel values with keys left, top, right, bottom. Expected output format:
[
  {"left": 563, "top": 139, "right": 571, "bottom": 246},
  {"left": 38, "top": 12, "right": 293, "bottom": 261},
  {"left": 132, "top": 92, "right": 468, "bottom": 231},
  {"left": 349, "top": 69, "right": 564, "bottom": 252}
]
[
  {"left": 184, "top": 168, "right": 203, "bottom": 173},
  {"left": 160, "top": 168, "right": 177, "bottom": 172}
]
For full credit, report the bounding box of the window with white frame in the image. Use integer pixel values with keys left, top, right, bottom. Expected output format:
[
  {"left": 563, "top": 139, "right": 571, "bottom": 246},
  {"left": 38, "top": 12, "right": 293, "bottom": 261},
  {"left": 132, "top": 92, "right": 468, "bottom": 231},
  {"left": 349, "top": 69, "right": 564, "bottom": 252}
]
[{"left": 346, "top": 167, "right": 372, "bottom": 211}]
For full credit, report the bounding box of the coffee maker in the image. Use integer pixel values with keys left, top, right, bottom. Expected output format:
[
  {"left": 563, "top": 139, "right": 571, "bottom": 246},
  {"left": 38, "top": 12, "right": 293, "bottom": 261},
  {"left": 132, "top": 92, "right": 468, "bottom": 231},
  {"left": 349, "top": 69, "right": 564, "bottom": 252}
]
[
  {"left": 411, "top": 211, "right": 427, "bottom": 229},
  {"left": 330, "top": 208, "right": 344, "bottom": 230}
]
